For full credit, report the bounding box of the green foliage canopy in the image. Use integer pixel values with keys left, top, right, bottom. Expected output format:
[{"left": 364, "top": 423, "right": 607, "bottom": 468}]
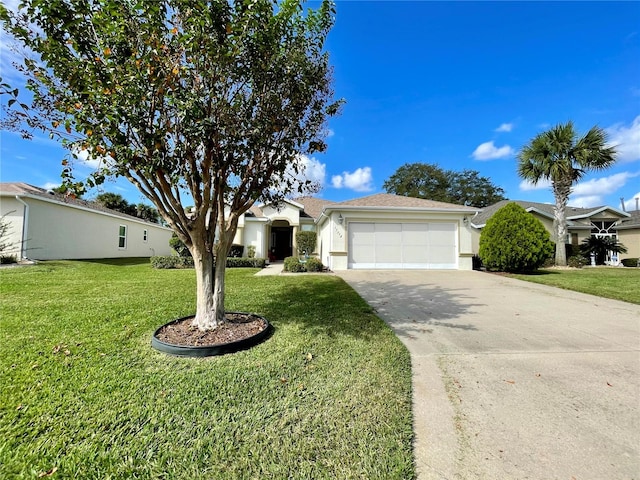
[
  {"left": 0, "top": 0, "right": 341, "bottom": 329},
  {"left": 296, "top": 230, "right": 317, "bottom": 255},
  {"left": 479, "top": 202, "right": 553, "bottom": 272},
  {"left": 383, "top": 163, "right": 506, "bottom": 207}
]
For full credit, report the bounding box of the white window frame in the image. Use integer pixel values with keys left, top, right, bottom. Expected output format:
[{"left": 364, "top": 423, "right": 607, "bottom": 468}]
[
  {"left": 118, "top": 225, "right": 127, "bottom": 249},
  {"left": 143, "top": 229, "right": 148, "bottom": 243}
]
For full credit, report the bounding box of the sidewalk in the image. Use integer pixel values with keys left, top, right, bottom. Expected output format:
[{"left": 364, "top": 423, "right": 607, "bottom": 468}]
[{"left": 253, "top": 261, "right": 284, "bottom": 276}]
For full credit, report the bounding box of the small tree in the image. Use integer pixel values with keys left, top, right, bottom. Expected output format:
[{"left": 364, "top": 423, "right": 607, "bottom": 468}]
[
  {"left": 1, "top": 0, "right": 341, "bottom": 331},
  {"left": 296, "top": 230, "right": 316, "bottom": 256},
  {"left": 580, "top": 236, "right": 627, "bottom": 265},
  {"left": 479, "top": 203, "right": 553, "bottom": 272}
]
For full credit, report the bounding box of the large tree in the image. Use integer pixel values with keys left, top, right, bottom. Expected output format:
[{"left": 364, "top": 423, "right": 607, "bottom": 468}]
[
  {"left": 1, "top": 0, "right": 340, "bottom": 330},
  {"left": 382, "top": 162, "right": 506, "bottom": 207},
  {"left": 517, "top": 122, "right": 617, "bottom": 266}
]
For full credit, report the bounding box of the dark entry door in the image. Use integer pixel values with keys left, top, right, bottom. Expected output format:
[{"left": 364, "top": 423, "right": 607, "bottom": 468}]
[{"left": 272, "top": 227, "right": 293, "bottom": 260}]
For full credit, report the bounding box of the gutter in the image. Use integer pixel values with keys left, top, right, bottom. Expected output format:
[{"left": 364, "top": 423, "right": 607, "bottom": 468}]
[{"left": 14, "top": 195, "right": 29, "bottom": 260}]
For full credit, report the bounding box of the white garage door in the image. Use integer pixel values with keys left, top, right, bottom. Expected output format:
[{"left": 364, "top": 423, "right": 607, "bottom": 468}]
[{"left": 348, "top": 222, "right": 458, "bottom": 269}]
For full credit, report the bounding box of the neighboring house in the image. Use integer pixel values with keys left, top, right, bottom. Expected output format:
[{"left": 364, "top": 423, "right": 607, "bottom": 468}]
[
  {"left": 0, "top": 183, "right": 173, "bottom": 260},
  {"left": 616, "top": 209, "right": 640, "bottom": 260},
  {"left": 470, "top": 199, "right": 638, "bottom": 262},
  {"left": 233, "top": 193, "right": 479, "bottom": 270}
]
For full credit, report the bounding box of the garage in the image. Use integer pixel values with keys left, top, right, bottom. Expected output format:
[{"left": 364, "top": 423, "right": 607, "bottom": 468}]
[{"left": 348, "top": 222, "right": 458, "bottom": 269}]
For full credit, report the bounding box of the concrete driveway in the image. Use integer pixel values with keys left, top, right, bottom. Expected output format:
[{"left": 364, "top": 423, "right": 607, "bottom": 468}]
[{"left": 337, "top": 270, "right": 640, "bottom": 480}]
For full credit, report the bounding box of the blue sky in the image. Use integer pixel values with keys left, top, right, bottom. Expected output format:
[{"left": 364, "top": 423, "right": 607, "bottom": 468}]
[{"left": 1, "top": 1, "right": 639, "bottom": 210}]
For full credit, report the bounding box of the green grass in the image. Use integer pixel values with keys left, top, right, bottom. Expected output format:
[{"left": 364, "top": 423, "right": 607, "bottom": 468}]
[
  {"left": 510, "top": 267, "right": 640, "bottom": 304},
  {"left": 0, "top": 259, "right": 414, "bottom": 479}
]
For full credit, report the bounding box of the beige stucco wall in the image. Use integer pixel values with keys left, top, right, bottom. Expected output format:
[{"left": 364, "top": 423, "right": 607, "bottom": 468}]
[
  {"left": 0, "top": 196, "right": 26, "bottom": 258},
  {"left": 243, "top": 220, "right": 267, "bottom": 258},
  {"left": 261, "top": 202, "right": 300, "bottom": 226},
  {"left": 19, "top": 197, "right": 172, "bottom": 260},
  {"left": 618, "top": 229, "right": 640, "bottom": 260}
]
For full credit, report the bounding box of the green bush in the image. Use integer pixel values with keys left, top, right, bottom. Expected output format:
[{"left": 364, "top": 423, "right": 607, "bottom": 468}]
[
  {"left": 296, "top": 230, "right": 317, "bottom": 256},
  {"left": 284, "top": 256, "right": 306, "bottom": 272},
  {"left": 169, "top": 233, "right": 191, "bottom": 257},
  {"left": 621, "top": 258, "right": 639, "bottom": 267},
  {"left": 0, "top": 254, "right": 17, "bottom": 264},
  {"left": 479, "top": 202, "right": 554, "bottom": 273},
  {"left": 226, "top": 257, "right": 266, "bottom": 268},
  {"left": 567, "top": 255, "right": 588, "bottom": 268},
  {"left": 247, "top": 245, "right": 256, "bottom": 258},
  {"left": 229, "top": 244, "right": 244, "bottom": 258},
  {"left": 151, "top": 256, "right": 265, "bottom": 269},
  {"left": 305, "top": 257, "right": 323, "bottom": 272},
  {"left": 150, "top": 256, "right": 194, "bottom": 269}
]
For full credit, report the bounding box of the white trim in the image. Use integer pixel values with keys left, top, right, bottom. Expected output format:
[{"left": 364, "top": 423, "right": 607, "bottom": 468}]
[{"left": 118, "top": 224, "right": 127, "bottom": 249}]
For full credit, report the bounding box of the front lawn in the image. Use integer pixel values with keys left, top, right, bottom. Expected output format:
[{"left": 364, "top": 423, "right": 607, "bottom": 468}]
[
  {"left": 510, "top": 267, "right": 640, "bottom": 304},
  {"left": 0, "top": 259, "right": 414, "bottom": 479}
]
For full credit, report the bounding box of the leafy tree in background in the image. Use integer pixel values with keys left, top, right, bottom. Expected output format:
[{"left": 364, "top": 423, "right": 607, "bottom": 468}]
[
  {"left": 518, "top": 122, "right": 617, "bottom": 266},
  {"left": 383, "top": 162, "right": 506, "bottom": 207},
  {"left": 479, "top": 202, "right": 553, "bottom": 273},
  {"left": 1, "top": 0, "right": 341, "bottom": 330},
  {"left": 95, "top": 192, "right": 136, "bottom": 216},
  {"left": 580, "top": 236, "right": 627, "bottom": 265}
]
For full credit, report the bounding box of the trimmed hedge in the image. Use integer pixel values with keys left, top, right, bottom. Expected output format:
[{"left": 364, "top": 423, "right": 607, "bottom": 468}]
[
  {"left": 151, "top": 256, "right": 265, "bottom": 269},
  {"left": 621, "top": 258, "right": 639, "bottom": 267},
  {"left": 567, "top": 255, "right": 588, "bottom": 268},
  {"left": 283, "top": 256, "right": 324, "bottom": 272},
  {"left": 150, "top": 256, "right": 194, "bottom": 269}
]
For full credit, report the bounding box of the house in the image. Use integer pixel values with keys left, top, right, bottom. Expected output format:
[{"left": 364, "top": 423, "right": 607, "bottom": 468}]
[
  {"left": 470, "top": 199, "right": 638, "bottom": 262},
  {"left": 0, "top": 183, "right": 173, "bottom": 260},
  {"left": 233, "top": 193, "right": 479, "bottom": 270}
]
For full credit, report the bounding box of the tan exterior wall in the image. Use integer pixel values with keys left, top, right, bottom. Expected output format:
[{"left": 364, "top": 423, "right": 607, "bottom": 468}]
[
  {"left": 261, "top": 202, "right": 300, "bottom": 226},
  {"left": 243, "top": 220, "right": 267, "bottom": 258},
  {"left": 20, "top": 197, "right": 172, "bottom": 260},
  {"left": 618, "top": 229, "right": 640, "bottom": 260}
]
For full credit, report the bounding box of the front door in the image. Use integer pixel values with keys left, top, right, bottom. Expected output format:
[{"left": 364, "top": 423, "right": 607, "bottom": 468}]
[{"left": 271, "top": 227, "right": 293, "bottom": 260}]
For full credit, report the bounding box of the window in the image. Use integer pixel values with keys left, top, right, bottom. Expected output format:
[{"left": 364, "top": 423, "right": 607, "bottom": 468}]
[
  {"left": 118, "top": 225, "right": 127, "bottom": 249},
  {"left": 143, "top": 229, "right": 148, "bottom": 242}
]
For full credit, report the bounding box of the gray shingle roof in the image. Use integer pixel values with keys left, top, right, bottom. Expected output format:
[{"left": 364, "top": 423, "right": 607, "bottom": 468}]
[
  {"left": 471, "top": 200, "right": 627, "bottom": 227},
  {"left": 334, "top": 193, "right": 477, "bottom": 211}
]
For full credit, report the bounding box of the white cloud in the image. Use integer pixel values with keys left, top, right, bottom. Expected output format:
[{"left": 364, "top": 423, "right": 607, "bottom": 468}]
[
  {"left": 519, "top": 178, "right": 552, "bottom": 191},
  {"left": 606, "top": 116, "right": 640, "bottom": 163},
  {"left": 495, "top": 123, "right": 513, "bottom": 133},
  {"left": 331, "top": 167, "right": 373, "bottom": 192},
  {"left": 625, "top": 192, "right": 640, "bottom": 211},
  {"left": 572, "top": 171, "right": 639, "bottom": 197},
  {"left": 570, "top": 195, "right": 604, "bottom": 208},
  {"left": 326, "top": 128, "right": 335, "bottom": 138},
  {"left": 471, "top": 141, "right": 515, "bottom": 160},
  {"left": 41, "top": 182, "right": 60, "bottom": 191},
  {"left": 277, "top": 154, "right": 326, "bottom": 195}
]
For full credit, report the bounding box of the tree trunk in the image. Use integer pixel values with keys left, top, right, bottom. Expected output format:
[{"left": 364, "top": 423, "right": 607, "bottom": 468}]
[
  {"left": 191, "top": 241, "right": 222, "bottom": 331},
  {"left": 553, "top": 181, "right": 571, "bottom": 266}
]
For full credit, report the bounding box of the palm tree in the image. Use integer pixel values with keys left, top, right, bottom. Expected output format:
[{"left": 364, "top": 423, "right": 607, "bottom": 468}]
[
  {"left": 580, "top": 236, "right": 627, "bottom": 265},
  {"left": 518, "top": 122, "right": 617, "bottom": 266}
]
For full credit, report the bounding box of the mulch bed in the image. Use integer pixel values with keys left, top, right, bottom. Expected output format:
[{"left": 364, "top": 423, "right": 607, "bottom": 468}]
[{"left": 155, "top": 313, "right": 267, "bottom": 347}]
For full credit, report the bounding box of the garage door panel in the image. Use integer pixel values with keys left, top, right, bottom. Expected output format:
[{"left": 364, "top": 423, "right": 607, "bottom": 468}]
[{"left": 348, "top": 221, "right": 457, "bottom": 269}]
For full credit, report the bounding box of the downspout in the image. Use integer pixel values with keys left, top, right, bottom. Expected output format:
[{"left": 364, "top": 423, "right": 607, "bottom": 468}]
[{"left": 15, "top": 195, "right": 29, "bottom": 260}]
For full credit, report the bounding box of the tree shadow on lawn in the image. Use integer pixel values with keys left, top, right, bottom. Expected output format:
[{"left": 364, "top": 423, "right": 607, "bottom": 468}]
[{"left": 83, "top": 257, "right": 151, "bottom": 266}]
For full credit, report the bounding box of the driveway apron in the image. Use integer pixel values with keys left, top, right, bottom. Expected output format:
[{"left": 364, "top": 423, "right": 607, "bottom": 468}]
[{"left": 336, "top": 270, "right": 640, "bottom": 480}]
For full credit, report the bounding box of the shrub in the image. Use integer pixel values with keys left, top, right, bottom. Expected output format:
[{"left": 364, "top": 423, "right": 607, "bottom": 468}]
[
  {"left": 305, "top": 257, "right": 323, "bottom": 272},
  {"left": 0, "top": 254, "right": 17, "bottom": 264},
  {"left": 284, "top": 256, "right": 306, "bottom": 272},
  {"left": 169, "top": 233, "right": 191, "bottom": 257},
  {"left": 479, "top": 202, "right": 554, "bottom": 273},
  {"left": 226, "top": 257, "right": 266, "bottom": 268},
  {"left": 567, "top": 255, "right": 588, "bottom": 268},
  {"left": 621, "top": 258, "right": 639, "bottom": 267},
  {"left": 296, "top": 230, "right": 317, "bottom": 256},
  {"left": 150, "top": 256, "right": 194, "bottom": 269},
  {"left": 229, "top": 244, "right": 244, "bottom": 258},
  {"left": 151, "top": 256, "right": 265, "bottom": 269},
  {"left": 247, "top": 245, "right": 256, "bottom": 258}
]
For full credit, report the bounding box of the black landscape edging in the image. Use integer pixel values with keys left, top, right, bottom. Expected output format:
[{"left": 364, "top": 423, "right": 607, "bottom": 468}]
[{"left": 151, "top": 312, "right": 271, "bottom": 357}]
